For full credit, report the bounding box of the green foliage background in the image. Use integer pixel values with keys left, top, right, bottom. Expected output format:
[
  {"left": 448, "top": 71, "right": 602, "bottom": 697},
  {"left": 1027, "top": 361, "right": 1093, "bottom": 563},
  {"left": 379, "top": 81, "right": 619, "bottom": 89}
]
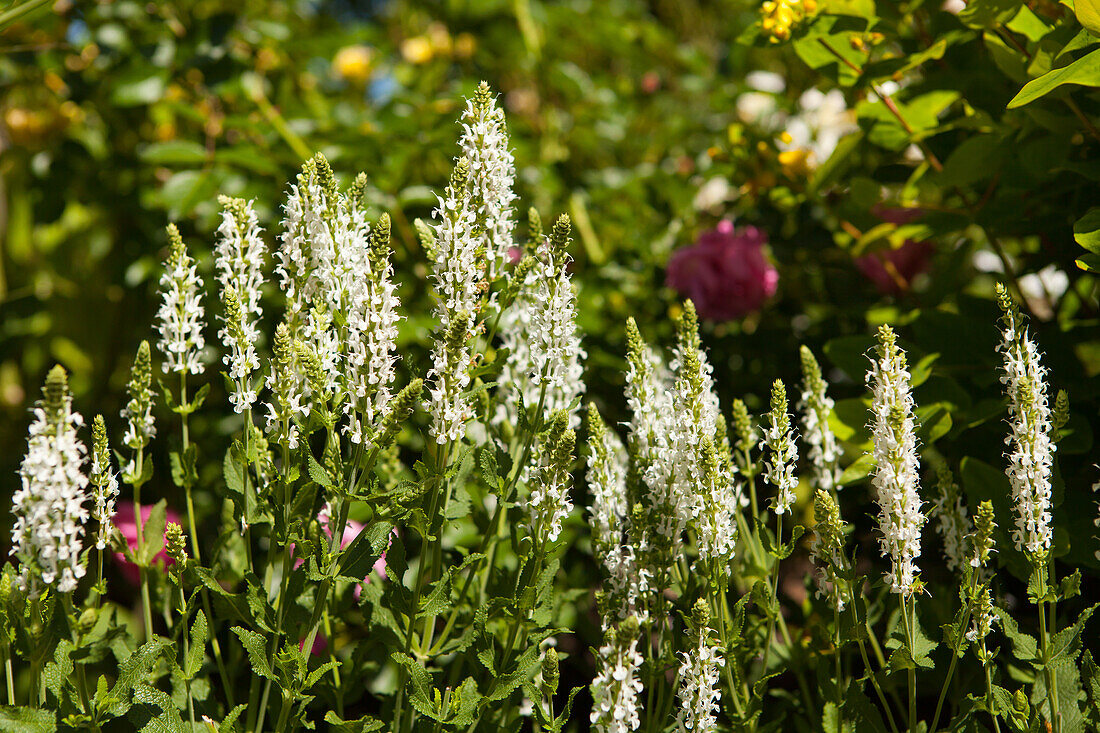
[{"left": 4, "top": 0, "right": 1100, "bottom": 726}]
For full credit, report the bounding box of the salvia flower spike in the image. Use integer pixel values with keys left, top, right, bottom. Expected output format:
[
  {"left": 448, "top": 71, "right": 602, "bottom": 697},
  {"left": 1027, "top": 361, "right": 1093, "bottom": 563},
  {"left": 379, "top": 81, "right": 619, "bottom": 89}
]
[
  {"left": 11, "top": 365, "right": 89, "bottom": 595},
  {"left": 996, "top": 283, "right": 1054, "bottom": 559},
  {"left": 867, "top": 325, "right": 924, "bottom": 597},
  {"left": 799, "top": 345, "right": 841, "bottom": 492},
  {"left": 156, "top": 224, "right": 207, "bottom": 376},
  {"left": 89, "top": 414, "right": 119, "bottom": 550},
  {"left": 764, "top": 379, "right": 798, "bottom": 516}
]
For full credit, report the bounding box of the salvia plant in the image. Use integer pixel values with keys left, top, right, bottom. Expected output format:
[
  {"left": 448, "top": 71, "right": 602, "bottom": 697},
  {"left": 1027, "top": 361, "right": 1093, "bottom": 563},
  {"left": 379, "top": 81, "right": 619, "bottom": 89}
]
[{"left": 3, "top": 82, "right": 1099, "bottom": 733}]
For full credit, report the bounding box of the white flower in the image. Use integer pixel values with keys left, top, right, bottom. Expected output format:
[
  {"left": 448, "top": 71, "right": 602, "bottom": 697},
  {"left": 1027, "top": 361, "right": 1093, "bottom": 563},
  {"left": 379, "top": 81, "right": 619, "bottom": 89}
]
[
  {"left": 867, "top": 325, "right": 924, "bottom": 597},
  {"left": 342, "top": 213, "right": 402, "bottom": 441},
  {"left": 215, "top": 196, "right": 266, "bottom": 413},
  {"left": 996, "top": 284, "right": 1054, "bottom": 558},
  {"left": 11, "top": 366, "right": 89, "bottom": 595},
  {"left": 460, "top": 81, "right": 516, "bottom": 283},
  {"left": 525, "top": 413, "right": 575, "bottom": 543},
  {"left": 264, "top": 324, "right": 304, "bottom": 450},
  {"left": 277, "top": 155, "right": 338, "bottom": 334},
  {"left": 89, "top": 415, "right": 119, "bottom": 550},
  {"left": 932, "top": 468, "right": 972, "bottom": 576},
  {"left": 590, "top": 619, "right": 644, "bottom": 733},
  {"left": 799, "top": 345, "right": 841, "bottom": 493},
  {"left": 810, "top": 489, "right": 851, "bottom": 610},
  {"left": 121, "top": 341, "right": 156, "bottom": 455},
  {"left": 156, "top": 224, "right": 206, "bottom": 375},
  {"left": 496, "top": 220, "right": 586, "bottom": 431},
  {"left": 662, "top": 303, "right": 730, "bottom": 551},
  {"left": 602, "top": 542, "right": 652, "bottom": 626},
  {"left": 674, "top": 624, "right": 724, "bottom": 732},
  {"left": 586, "top": 406, "right": 629, "bottom": 556},
  {"left": 764, "top": 380, "right": 799, "bottom": 516},
  {"left": 966, "top": 586, "right": 996, "bottom": 643},
  {"left": 426, "top": 157, "right": 484, "bottom": 444}
]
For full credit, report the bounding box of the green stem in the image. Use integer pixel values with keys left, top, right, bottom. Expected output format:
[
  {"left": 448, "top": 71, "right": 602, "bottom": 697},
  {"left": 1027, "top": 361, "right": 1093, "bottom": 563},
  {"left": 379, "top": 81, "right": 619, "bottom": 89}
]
[
  {"left": 4, "top": 654, "right": 12, "bottom": 706},
  {"left": 901, "top": 596, "right": 917, "bottom": 733},
  {"left": 930, "top": 573, "right": 978, "bottom": 733},
  {"left": 132, "top": 448, "right": 155, "bottom": 643},
  {"left": 252, "top": 437, "right": 292, "bottom": 733},
  {"left": 850, "top": 595, "right": 901, "bottom": 733},
  {"left": 983, "top": 654, "right": 1002, "bottom": 733}
]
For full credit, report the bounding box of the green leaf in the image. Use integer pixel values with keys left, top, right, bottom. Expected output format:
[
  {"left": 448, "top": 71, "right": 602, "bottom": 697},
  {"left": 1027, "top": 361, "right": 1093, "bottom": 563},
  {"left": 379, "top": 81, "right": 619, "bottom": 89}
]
[
  {"left": 1074, "top": 207, "right": 1100, "bottom": 254},
  {"left": 323, "top": 712, "right": 384, "bottom": 732},
  {"left": 1076, "top": 0, "right": 1100, "bottom": 35},
  {"left": 112, "top": 74, "right": 166, "bottom": 106},
  {"left": 1047, "top": 602, "right": 1098, "bottom": 664},
  {"left": 392, "top": 652, "right": 435, "bottom": 717},
  {"left": 184, "top": 611, "right": 208, "bottom": 680},
  {"left": 306, "top": 452, "right": 334, "bottom": 489},
  {"left": 217, "top": 705, "right": 248, "bottom": 733},
  {"left": 338, "top": 521, "right": 394, "bottom": 582},
  {"left": 303, "top": 659, "right": 340, "bottom": 692},
  {"left": 107, "top": 637, "right": 172, "bottom": 705},
  {"left": 958, "top": 0, "right": 1022, "bottom": 29},
  {"left": 0, "top": 706, "right": 56, "bottom": 733},
  {"left": 139, "top": 140, "right": 208, "bottom": 166},
  {"left": 1008, "top": 48, "right": 1100, "bottom": 108},
  {"left": 1061, "top": 569, "right": 1082, "bottom": 600},
  {"left": 231, "top": 627, "right": 274, "bottom": 680},
  {"left": 995, "top": 608, "right": 1039, "bottom": 664},
  {"left": 140, "top": 500, "right": 168, "bottom": 566},
  {"left": 131, "top": 684, "right": 184, "bottom": 732}
]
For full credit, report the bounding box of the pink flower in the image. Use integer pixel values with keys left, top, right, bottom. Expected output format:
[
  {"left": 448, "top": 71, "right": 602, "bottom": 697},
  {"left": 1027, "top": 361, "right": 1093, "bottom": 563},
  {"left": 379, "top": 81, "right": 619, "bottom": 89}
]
[
  {"left": 111, "top": 503, "right": 182, "bottom": 584},
  {"left": 855, "top": 207, "right": 933, "bottom": 294},
  {"left": 294, "top": 510, "right": 392, "bottom": 600},
  {"left": 666, "top": 221, "right": 778, "bottom": 321}
]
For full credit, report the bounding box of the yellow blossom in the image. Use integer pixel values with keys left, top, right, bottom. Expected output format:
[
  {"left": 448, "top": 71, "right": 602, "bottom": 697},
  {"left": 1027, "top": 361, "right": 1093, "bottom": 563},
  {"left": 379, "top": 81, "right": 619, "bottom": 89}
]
[
  {"left": 779, "top": 148, "right": 813, "bottom": 178},
  {"left": 401, "top": 36, "right": 433, "bottom": 65},
  {"left": 761, "top": 0, "right": 816, "bottom": 43},
  {"left": 333, "top": 45, "right": 374, "bottom": 83}
]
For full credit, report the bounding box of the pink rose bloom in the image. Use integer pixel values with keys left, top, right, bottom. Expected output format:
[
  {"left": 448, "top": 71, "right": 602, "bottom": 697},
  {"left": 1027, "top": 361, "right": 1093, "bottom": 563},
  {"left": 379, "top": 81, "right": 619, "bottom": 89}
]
[
  {"left": 666, "top": 221, "right": 778, "bottom": 321},
  {"left": 111, "top": 503, "right": 182, "bottom": 584},
  {"left": 855, "top": 207, "right": 933, "bottom": 294}
]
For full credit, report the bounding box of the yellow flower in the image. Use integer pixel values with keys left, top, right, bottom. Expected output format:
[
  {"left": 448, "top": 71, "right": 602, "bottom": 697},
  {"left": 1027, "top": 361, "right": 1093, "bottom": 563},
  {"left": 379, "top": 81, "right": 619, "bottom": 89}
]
[
  {"left": 760, "top": 0, "right": 816, "bottom": 43},
  {"left": 401, "top": 36, "right": 433, "bottom": 65},
  {"left": 333, "top": 45, "right": 374, "bottom": 83},
  {"left": 454, "top": 32, "right": 477, "bottom": 59},
  {"left": 779, "top": 148, "right": 813, "bottom": 178}
]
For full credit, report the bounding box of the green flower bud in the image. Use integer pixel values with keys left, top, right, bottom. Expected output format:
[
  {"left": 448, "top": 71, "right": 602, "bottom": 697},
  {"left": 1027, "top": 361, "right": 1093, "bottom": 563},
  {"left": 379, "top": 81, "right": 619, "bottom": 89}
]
[
  {"left": 541, "top": 647, "right": 560, "bottom": 698},
  {"left": 528, "top": 207, "right": 543, "bottom": 244}
]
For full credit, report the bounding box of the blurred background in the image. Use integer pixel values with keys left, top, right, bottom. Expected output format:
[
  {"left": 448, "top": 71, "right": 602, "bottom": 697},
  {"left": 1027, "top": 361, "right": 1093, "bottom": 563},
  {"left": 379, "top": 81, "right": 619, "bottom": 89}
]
[{"left": 3, "top": 0, "right": 1100, "bottom": 716}]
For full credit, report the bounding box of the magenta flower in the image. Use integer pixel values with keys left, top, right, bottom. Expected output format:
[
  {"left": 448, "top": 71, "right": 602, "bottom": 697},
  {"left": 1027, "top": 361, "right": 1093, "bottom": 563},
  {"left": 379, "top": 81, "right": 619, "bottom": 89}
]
[
  {"left": 666, "top": 221, "right": 778, "bottom": 321},
  {"left": 855, "top": 207, "right": 933, "bottom": 295},
  {"left": 111, "top": 503, "right": 182, "bottom": 584}
]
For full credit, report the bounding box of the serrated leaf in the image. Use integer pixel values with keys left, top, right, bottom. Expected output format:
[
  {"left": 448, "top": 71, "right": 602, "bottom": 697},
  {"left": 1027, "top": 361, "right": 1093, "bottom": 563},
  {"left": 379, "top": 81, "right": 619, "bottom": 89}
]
[
  {"left": 218, "top": 705, "right": 248, "bottom": 733},
  {"left": 107, "top": 637, "right": 173, "bottom": 708},
  {"left": 184, "top": 610, "right": 208, "bottom": 679},
  {"left": 1047, "top": 602, "right": 1098, "bottom": 665},
  {"left": 323, "top": 712, "right": 384, "bottom": 732},
  {"left": 0, "top": 705, "right": 56, "bottom": 732},
  {"left": 131, "top": 684, "right": 184, "bottom": 732},
  {"left": 392, "top": 652, "right": 436, "bottom": 717},
  {"left": 231, "top": 627, "right": 274, "bottom": 680},
  {"left": 303, "top": 660, "right": 339, "bottom": 692},
  {"left": 996, "top": 608, "right": 1038, "bottom": 664},
  {"left": 306, "top": 452, "right": 334, "bottom": 489},
  {"left": 339, "top": 522, "right": 395, "bottom": 582}
]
